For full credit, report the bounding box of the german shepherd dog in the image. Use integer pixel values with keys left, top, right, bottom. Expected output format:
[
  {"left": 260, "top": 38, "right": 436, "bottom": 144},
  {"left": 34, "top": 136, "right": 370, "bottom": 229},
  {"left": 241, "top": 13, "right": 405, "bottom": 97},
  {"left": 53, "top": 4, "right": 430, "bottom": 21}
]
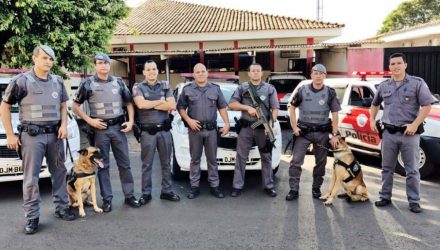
[
  {"left": 319, "top": 138, "right": 369, "bottom": 205},
  {"left": 67, "top": 147, "right": 104, "bottom": 217}
]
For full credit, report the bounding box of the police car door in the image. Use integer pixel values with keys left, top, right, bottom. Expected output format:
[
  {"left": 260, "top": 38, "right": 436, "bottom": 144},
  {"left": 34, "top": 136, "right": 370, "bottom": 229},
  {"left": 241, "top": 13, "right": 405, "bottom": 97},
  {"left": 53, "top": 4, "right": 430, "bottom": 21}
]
[{"left": 341, "top": 85, "right": 380, "bottom": 152}]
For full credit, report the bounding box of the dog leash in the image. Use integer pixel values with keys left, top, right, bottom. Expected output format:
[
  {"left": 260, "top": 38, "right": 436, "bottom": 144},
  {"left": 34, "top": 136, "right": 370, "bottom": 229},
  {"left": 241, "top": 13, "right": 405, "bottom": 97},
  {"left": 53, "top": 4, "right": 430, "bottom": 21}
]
[{"left": 66, "top": 139, "right": 74, "bottom": 163}]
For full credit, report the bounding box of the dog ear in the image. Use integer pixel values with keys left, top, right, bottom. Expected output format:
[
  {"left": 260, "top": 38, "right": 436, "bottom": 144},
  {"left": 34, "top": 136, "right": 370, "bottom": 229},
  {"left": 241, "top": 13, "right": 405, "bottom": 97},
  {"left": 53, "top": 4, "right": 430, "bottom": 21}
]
[{"left": 78, "top": 149, "right": 88, "bottom": 156}]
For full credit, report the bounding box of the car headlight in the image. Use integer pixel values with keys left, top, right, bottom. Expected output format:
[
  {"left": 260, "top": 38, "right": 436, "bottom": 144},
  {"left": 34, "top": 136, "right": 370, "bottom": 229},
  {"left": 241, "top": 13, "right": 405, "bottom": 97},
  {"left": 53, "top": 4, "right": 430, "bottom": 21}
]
[{"left": 175, "top": 119, "right": 188, "bottom": 135}]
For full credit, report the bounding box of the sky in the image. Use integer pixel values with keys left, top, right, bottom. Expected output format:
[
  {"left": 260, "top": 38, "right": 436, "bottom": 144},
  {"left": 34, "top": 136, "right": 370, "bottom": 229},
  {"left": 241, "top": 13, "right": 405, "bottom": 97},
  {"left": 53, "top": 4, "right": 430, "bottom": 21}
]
[{"left": 125, "top": 0, "right": 408, "bottom": 42}]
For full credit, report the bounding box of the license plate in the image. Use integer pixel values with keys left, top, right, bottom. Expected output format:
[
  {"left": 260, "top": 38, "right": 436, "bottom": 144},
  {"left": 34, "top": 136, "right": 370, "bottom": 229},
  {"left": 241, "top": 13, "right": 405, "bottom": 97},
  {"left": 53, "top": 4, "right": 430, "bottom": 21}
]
[
  {"left": 224, "top": 156, "right": 235, "bottom": 163},
  {"left": 0, "top": 162, "right": 23, "bottom": 175}
]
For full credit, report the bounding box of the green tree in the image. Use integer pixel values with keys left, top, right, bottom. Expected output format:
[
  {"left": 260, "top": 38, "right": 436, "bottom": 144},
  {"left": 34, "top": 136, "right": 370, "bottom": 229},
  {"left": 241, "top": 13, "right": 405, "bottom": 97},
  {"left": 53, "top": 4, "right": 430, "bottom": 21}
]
[
  {"left": 379, "top": 0, "right": 440, "bottom": 34},
  {"left": 0, "top": 0, "right": 129, "bottom": 76}
]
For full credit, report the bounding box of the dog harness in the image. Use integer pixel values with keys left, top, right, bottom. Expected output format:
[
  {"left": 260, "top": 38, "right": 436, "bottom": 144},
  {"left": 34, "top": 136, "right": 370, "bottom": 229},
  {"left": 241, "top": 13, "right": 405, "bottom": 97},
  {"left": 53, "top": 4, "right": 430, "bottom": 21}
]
[
  {"left": 67, "top": 169, "right": 96, "bottom": 191},
  {"left": 334, "top": 159, "right": 361, "bottom": 183}
]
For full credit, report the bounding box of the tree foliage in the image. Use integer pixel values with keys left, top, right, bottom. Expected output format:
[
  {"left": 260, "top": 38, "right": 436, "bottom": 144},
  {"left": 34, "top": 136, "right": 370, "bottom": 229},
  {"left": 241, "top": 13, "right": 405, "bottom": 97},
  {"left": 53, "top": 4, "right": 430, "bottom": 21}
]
[
  {"left": 378, "top": 0, "right": 440, "bottom": 34},
  {"left": 0, "top": 0, "right": 129, "bottom": 76}
]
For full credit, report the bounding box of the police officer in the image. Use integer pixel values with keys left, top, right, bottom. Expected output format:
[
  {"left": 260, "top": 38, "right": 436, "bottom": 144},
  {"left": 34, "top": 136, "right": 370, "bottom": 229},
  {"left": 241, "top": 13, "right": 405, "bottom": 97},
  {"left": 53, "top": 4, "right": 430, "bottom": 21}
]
[
  {"left": 72, "top": 53, "right": 140, "bottom": 212},
  {"left": 370, "top": 53, "right": 435, "bottom": 213},
  {"left": 132, "top": 60, "right": 180, "bottom": 204},
  {"left": 177, "top": 63, "right": 230, "bottom": 199},
  {"left": 286, "top": 64, "right": 341, "bottom": 201},
  {"left": 229, "top": 63, "right": 280, "bottom": 197},
  {"left": 0, "top": 45, "right": 76, "bottom": 234}
]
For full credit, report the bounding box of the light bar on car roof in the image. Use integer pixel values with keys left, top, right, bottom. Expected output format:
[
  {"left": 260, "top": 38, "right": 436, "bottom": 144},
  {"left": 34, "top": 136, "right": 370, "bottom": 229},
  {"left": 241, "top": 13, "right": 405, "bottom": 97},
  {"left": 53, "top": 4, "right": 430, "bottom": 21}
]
[{"left": 352, "top": 71, "right": 392, "bottom": 76}]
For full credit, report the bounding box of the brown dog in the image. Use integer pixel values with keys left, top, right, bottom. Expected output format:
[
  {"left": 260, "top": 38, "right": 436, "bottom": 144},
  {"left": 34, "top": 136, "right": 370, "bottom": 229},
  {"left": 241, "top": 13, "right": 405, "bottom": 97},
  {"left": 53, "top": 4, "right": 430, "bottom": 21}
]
[
  {"left": 319, "top": 138, "right": 369, "bottom": 205},
  {"left": 67, "top": 147, "right": 104, "bottom": 217}
]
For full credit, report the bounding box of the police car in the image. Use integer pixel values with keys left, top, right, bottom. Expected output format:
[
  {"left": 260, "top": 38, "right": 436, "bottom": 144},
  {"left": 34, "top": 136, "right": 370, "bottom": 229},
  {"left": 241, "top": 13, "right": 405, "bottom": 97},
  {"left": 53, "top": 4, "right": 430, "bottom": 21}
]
[
  {"left": 290, "top": 71, "right": 440, "bottom": 179},
  {"left": 266, "top": 72, "right": 306, "bottom": 125},
  {"left": 0, "top": 77, "right": 81, "bottom": 182},
  {"left": 171, "top": 74, "right": 282, "bottom": 179}
]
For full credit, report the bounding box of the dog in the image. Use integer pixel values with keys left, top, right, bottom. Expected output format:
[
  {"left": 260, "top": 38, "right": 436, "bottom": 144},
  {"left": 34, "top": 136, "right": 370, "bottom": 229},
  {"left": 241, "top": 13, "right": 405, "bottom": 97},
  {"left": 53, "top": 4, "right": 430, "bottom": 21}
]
[
  {"left": 319, "top": 137, "right": 369, "bottom": 205},
  {"left": 67, "top": 147, "right": 104, "bottom": 217}
]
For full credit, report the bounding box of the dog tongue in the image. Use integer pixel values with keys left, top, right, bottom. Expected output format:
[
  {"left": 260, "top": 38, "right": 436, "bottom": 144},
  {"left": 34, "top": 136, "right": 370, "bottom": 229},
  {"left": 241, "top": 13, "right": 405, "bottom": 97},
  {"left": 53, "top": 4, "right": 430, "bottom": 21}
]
[{"left": 94, "top": 160, "right": 104, "bottom": 168}]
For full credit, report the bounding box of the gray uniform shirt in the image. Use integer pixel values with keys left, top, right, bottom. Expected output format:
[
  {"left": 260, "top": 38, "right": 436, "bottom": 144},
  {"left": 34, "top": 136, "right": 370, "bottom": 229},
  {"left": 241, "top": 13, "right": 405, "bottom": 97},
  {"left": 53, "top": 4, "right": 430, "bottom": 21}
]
[
  {"left": 176, "top": 82, "right": 228, "bottom": 122},
  {"left": 3, "top": 70, "right": 69, "bottom": 125},
  {"left": 132, "top": 80, "right": 173, "bottom": 124},
  {"left": 229, "top": 81, "right": 280, "bottom": 121},
  {"left": 372, "top": 74, "right": 435, "bottom": 126}
]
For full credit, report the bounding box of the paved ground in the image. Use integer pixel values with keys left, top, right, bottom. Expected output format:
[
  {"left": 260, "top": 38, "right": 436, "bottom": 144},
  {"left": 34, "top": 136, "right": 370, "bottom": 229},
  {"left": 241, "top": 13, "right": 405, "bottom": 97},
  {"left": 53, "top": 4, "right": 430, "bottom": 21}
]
[{"left": 1, "top": 127, "right": 439, "bottom": 249}]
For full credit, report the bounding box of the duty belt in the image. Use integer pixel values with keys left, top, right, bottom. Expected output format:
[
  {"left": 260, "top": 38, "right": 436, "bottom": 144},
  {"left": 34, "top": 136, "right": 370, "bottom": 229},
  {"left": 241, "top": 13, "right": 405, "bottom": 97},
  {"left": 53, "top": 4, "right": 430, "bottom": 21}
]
[
  {"left": 383, "top": 123, "right": 407, "bottom": 134},
  {"left": 93, "top": 116, "right": 125, "bottom": 126},
  {"left": 19, "top": 124, "right": 59, "bottom": 134},
  {"left": 297, "top": 120, "right": 332, "bottom": 134},
  {"left": 199, "top": 121, "right": 217, "bottom": 130}
]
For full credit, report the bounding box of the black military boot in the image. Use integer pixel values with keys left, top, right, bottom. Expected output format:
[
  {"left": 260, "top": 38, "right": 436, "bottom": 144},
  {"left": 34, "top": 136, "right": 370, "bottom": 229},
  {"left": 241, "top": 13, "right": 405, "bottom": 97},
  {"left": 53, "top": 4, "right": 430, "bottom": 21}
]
[
  {"left": 54, "top": 208, "right": 76, "bottom": 221},
  {"left": 312, "top": 188, "right": 321, "bottom": 199},
  {"left": 24, "top": 218, "right": 39, "bottom": 235}
]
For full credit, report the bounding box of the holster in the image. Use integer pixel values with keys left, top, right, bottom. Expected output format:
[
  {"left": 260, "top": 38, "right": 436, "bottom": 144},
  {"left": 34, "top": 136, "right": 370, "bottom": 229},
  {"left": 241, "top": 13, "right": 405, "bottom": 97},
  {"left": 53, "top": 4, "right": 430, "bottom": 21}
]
[
  {"left": 260, "top": 138, "right": 274, "bottom": 154},
  {"left": 132, "top": 123, "right": 142, "bottom": 143},
  {"left": 234, "top": 117, "right": 242, "bottom": 134},
  {"left": 376, "top": 120, "right": 384, "bottom": 139}
]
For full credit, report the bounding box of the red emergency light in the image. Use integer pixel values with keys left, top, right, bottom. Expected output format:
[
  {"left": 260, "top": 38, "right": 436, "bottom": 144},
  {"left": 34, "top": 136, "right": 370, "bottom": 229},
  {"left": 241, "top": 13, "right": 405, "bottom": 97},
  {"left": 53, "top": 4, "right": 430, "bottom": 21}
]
[
  {"left": 352, "top": 71, "right": 392, "bottom": 81},
  {"left": 352, "top": 71, "right": 392, "bottom": 77}
]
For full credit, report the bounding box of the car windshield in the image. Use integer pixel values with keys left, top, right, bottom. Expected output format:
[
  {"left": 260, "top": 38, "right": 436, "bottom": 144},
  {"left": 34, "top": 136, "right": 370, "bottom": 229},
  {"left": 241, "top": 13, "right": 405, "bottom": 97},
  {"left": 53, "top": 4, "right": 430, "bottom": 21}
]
[
  {"left": 0, "top": 84, "right": 19, "bottom": 113},
  {"left": 269, "top": 78, "right": 303, "bottom": 93},
  {"left": 219, "top": 84, "right": 237, "bottom": 103}
]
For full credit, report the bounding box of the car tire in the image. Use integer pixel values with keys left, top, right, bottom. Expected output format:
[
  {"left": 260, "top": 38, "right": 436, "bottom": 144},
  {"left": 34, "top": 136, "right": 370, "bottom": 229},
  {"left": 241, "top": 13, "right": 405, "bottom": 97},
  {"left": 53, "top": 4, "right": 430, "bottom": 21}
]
[
  {"left": 171, "top": 147, "right": 187, "bottom": 180},
  {"left": 395, "top": 143, "right": 435, "bottom": 180}
]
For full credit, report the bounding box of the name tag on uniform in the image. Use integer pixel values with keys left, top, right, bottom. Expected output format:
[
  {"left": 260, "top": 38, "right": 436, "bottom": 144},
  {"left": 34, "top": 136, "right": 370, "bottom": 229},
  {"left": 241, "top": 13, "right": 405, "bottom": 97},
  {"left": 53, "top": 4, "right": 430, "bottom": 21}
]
[
  {"left": 33, "top": 90, "right": 43, "bottom": 94},
  {"left": 30, "top": 105, "right": 42, "bottom": 111}
]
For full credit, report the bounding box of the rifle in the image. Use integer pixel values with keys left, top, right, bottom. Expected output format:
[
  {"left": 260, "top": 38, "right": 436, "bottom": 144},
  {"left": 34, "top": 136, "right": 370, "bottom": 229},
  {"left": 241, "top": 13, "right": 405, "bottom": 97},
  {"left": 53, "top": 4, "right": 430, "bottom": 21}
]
[{"left": 247, "top": 83, "right": 276, "bottom": 151}]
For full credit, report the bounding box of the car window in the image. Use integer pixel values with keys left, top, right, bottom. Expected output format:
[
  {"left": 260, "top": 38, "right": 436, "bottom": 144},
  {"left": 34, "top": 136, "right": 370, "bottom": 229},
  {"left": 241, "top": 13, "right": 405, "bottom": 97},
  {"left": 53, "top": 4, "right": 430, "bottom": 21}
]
[
  {"left": 0, "top": 84, "right": 19, "bottom": 113},
  {"left": 334, "top": 87, "right": 345, "bottom": 104},
  {"left": 269, "top": 78, "right": 303, "bottom": 94},
  {"left": 349, "top": 86, "right": 374, "bottom": 107}
]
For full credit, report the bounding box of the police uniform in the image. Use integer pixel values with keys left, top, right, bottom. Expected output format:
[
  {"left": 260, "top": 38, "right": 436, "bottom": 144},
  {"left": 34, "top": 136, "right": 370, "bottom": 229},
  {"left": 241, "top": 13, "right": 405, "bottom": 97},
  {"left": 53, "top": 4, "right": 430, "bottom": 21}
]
[
  {"left": 3, "top": 69, "right": 71, "bottom": 220},
  {"left": 132, "top": 80, "right": 178, "bottom": 201},
  {"left": 74, "top": 75, "right": 136, "bottom": 204},
  {"left": 289, "top": 83, "right": 341, "bottom": 194},
  {"left": 229, "top": 81, "right": 280, "bottom": 192},
  {"left": 372, "top": 74, "right": 435, "bottom": 204},
  {"left": 176, "top": 82, "right": 228, "bottom": 189}
]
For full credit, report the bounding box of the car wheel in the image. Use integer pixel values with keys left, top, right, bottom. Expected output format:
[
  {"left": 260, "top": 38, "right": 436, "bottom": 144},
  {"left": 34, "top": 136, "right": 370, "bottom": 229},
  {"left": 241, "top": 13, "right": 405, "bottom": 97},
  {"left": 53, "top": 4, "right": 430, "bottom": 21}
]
[
  {"left": 171, "top": 147, "right": 187, "bottom": 180},
  {"left": 395, "top": 144, "right": 435, "bottom": 180},
  {"left": 273, "top": 165, "right": 279, "bottom": 175}
]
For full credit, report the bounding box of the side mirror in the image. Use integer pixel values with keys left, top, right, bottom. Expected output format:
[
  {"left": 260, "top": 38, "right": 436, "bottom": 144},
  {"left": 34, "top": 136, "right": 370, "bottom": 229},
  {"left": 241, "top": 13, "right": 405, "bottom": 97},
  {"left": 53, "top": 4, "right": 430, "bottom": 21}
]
[{"left": 361, "top": 97, "right": 372, "bottom": 107}]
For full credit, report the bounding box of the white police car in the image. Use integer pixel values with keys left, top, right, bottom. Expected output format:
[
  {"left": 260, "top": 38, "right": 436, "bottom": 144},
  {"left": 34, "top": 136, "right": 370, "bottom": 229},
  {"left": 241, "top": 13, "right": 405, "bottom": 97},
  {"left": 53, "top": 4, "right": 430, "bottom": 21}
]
[
  {"left": 290, "top": 71, "right": 440, "bottom": 179},
  {"left": 171, "top": 74, "right": 282, "bottom": 179},
  {"left": 0, "top": 77, "right": 80, "bottom": 182}
]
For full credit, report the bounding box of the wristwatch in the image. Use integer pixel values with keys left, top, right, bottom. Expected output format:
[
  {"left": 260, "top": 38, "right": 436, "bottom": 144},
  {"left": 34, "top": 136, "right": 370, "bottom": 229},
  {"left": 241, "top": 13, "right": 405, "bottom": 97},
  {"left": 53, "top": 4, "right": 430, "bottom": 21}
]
[{"left": 332, "top": 131, "right": 340, "bottom": 136}]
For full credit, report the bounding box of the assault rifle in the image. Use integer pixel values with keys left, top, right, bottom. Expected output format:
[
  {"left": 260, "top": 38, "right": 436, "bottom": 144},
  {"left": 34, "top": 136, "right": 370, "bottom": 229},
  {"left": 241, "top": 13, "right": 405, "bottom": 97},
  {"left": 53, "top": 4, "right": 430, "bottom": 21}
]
[{"left": 247, "top": 83, "right": 276, "bottom": 152}]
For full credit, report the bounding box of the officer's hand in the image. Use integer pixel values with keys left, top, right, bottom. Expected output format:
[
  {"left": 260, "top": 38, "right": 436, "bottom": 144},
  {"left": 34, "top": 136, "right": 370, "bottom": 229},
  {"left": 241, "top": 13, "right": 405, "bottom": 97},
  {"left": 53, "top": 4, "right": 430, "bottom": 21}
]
[
  {"left": 220, "top": 123, "right": 230, "bottom": 136},
  {"left": 370, "top": 120, "right": 378, "bottom": 133},
  {"left": 187, "top": 119, "right": 201, "bottom": 131},
  {"left": 120, "top": 121, "right": 132, "bottom": 133},
  {"left": 6, "top": 135, "right": 20, "bottom": 150},
  {"left": 58, "top": 125, "right": 68, "bottom": 139},
  {"left": 90, "top": 118, "right": 107, "bottom": 130},
  {"left": 403, "top": 123, "right": 417, "bottom": 136},
  {"left": 247, "top": 107, "right": 257, "bottom": 117},
  {"left": 292, "top": 126, "right": 301, "bottom": 136},
  {"left": 330, "top": 136, "right": 340, "bottom": 149}
]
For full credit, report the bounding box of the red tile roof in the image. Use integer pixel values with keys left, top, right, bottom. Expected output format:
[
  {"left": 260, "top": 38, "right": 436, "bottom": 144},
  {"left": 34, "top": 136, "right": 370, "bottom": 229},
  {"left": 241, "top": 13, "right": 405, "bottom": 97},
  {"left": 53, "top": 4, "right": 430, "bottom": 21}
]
[{"left": 115, "top": 0, "right": 344, "bottom": 35}]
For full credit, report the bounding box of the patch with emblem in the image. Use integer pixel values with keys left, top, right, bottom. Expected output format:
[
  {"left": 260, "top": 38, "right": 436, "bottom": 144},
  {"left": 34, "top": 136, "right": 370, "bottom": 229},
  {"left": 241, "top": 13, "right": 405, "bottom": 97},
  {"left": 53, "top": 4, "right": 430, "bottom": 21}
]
[
  {"left": 52, "top": 92, "right": 59, "bottom": 99},
  {"left": 356, "top": 113, "right": 368, "bottom": 128},
  {"left": 112, "top": 89, "right": 118, "bottom": 95},
  {"left": 260, "top": 95, "right": 266, "bottom": 101},
  {"left": 405, "top": 97, "right": 410, "bottom": 101},
  {"left": 318, "top": 99, "right": 325, "bottom": 105}
]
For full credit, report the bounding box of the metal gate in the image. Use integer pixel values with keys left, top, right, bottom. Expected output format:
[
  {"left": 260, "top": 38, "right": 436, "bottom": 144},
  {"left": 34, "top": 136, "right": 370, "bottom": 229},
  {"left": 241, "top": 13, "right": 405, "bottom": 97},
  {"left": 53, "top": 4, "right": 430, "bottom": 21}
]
[{"left": 384, "top": 47, "right": 440, "bottom": 94}]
